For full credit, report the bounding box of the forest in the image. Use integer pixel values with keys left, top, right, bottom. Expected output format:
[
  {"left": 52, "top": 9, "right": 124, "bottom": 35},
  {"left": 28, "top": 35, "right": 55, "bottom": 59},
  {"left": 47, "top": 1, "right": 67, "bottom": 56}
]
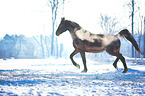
[
  {"left": 0, "top": 32, "right": 144, "bottom": 59},
  {"left": 0, "top": 34, "right": 63, "bottom": 59}
]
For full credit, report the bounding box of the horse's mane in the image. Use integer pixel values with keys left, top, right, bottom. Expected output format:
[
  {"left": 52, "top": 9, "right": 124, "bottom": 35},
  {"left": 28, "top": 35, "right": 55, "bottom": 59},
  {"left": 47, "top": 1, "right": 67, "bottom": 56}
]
[{"left": 66, "top": 20, "right": 81, "bottom": 30}]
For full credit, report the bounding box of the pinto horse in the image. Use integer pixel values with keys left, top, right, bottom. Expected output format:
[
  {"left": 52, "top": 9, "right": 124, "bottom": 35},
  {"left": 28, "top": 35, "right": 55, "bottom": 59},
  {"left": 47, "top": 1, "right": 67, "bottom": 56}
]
[{"left": 56, "top": 17, "right": 143, "bottom": 73}]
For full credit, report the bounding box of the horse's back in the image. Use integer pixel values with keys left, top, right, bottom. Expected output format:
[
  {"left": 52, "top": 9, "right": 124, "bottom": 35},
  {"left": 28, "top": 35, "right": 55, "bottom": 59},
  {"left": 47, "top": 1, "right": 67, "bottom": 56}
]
[
  {"left": 102, "top": 34, "right": 120, "bottom": 46},
  {"left": 74, "top": 28, "right": 120, "bottom": 53}
]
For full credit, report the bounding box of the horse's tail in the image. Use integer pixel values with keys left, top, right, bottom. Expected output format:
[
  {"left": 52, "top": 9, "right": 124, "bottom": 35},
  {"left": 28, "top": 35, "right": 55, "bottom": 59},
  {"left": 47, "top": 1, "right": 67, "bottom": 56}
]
[{"left": 117, "top": 29, "right": 143, "bottom": 55}]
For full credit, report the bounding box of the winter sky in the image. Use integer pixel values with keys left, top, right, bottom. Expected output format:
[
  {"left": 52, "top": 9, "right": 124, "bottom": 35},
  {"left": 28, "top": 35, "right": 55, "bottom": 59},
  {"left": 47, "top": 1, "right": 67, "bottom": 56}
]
[{"left": 0, "top": 0, "right": 144, "bottom": 38}]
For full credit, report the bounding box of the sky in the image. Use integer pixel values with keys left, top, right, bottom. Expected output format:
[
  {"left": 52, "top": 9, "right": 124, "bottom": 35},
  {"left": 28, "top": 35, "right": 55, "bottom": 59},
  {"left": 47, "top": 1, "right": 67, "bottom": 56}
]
[
  {"left": 0, "top": 0, "right": 50, "bottom": 37},
  {"left": 0, "top": 0, "right": 144, "bottom": 38},
  {"left": 64, "top": 0, "right": 126, "bottom": 32}
]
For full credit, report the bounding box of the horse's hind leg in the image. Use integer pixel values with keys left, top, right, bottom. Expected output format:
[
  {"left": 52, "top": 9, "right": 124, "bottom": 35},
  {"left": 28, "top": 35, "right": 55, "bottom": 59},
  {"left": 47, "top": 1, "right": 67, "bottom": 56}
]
[
  {"left": 113, "top": 57, "right": 119, "bottom": 70},
  {"left": 117, "top": 54, "right": 128, "bottom": 73},
  {"left": 113, "top": 50, "right": 120, "bottom": 69},
  {"left": 80, "top": 50, "right": 87, "bottom": 72},
  {"left": 106, "top": 49, "right": 128, "bottom": 73},
  {"left": 70, "top": 49, "right": 80, "bottom": 69}
]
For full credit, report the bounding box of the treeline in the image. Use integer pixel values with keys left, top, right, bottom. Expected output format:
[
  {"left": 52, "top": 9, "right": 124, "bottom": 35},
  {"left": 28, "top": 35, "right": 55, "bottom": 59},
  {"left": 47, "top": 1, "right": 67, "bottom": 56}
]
[
  {"left": 0, "top": 33, "right": 144, "bottom": 59},
  {"left": 0, "top": 34, "right": 64, "bottom": 59}
]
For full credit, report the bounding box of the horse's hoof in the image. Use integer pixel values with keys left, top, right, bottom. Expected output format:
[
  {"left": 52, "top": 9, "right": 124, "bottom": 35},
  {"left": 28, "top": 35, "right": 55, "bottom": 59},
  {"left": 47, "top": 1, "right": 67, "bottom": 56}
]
[
  {"left": 116, "top": 67, "right": 118, "bottom": 70},
  {"left": 81, "top": 69, "right": 87, "bottom": 73},
  {"left": 122, "top": 68, "right": 128, "bottom": 73},
  {"left": 113, "top": 65, "right": 118, "bottom": 70},
  {"left": 114, "top": 66, "right": 118, "bottom": 70},
  {"left": 76, "top": 64, "right": 80, "bottom": 69}
]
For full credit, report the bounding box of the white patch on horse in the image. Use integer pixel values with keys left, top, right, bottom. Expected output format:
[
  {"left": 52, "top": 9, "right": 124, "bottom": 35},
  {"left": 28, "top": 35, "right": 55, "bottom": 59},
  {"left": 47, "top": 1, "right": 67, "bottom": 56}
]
[
  {"left": 75, "top": 29, "right": 95, "bottom": 42},
  {"left": 103, "top": 35, "right": 119, "bottom": 46}
]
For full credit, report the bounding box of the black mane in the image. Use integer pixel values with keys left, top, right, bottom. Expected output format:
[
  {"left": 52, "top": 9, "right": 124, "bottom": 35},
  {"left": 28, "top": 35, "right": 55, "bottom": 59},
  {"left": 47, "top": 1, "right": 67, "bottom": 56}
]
[{"left": 66, "top": 20, "right": 81, "bottom": 30}]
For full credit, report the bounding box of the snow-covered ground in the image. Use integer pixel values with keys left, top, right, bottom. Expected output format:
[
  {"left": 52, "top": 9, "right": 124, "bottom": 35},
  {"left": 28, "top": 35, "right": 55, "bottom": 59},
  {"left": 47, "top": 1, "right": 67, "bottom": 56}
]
[{"left": 0, "top": 57, "right": 145, "bottom": 95}]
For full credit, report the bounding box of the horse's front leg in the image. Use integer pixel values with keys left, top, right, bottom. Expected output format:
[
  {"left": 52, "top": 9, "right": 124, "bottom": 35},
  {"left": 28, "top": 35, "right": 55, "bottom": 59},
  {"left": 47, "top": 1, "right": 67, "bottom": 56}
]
[
  {"left": 113, "top": 57, "right": 119, "bottom": 70},
  {"left": 80, "top": 51, "right": 87, "bottom": 72},
  {"left": 70, "top": 49, "right": 80, "bottom": 69}
]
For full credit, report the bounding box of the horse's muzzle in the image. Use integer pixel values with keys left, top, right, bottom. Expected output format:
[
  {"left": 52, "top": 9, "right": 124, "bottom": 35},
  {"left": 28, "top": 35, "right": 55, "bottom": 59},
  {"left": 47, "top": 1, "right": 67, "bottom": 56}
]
[{"left": 56, "top": 32, "right": 59, "bottom": 36}]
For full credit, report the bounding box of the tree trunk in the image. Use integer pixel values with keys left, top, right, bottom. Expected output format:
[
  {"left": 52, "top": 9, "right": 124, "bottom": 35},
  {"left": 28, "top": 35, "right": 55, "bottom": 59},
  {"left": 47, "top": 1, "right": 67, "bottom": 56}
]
[
  {"left": 50, "top": 0, "right": 58, "bottom": 56},
  {"left": 40, "top": 35, "right": 45, "bottom": 58},
  {"left": 51, "top": 19, "right": 55, "bottom": 56},
  {"left": 45, "top": 36, "right": 50, "bottom": 57},
  {"left": 131, "top": 0, "right": 134, "bottom": 57},
  {"left": 15, "top": 40, "right": 21, "bottom": 58},
  {"left": 33, "top": 36, "right": 45, "bottom": 58},
  {"left": 143, "top": 17, "right": 145, "bottom": 57}
]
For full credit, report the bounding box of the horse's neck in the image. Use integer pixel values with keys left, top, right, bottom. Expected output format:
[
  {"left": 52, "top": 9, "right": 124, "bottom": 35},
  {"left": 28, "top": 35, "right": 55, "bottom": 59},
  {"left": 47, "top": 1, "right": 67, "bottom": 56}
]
[
  {"left": 67, "top": 21, "right": 82, "bottom": 40},
  {"left": 69, "top": 28, "right": 78, "bottom": 40}
]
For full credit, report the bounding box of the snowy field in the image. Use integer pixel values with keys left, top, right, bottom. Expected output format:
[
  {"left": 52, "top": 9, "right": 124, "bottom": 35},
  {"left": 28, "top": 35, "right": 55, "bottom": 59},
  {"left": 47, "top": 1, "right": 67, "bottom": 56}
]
[{"left": 0, "top": 57, "right": 145, "bottom": 96}]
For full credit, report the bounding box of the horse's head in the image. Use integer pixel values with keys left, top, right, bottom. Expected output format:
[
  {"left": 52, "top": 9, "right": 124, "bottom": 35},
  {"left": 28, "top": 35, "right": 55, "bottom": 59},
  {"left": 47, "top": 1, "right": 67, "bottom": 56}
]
[{"left": 56, "top": 17, "right": 68, "bottom": 36}]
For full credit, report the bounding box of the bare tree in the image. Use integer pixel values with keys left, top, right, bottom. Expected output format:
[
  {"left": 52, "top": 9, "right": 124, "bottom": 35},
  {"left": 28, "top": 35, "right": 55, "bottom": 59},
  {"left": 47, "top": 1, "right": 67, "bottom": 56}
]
[
  {"left": 47, "top": 0, "right": 65, "bottom": 56},
  {"left": 123, "top": 0, "right": 135, "bottom": 57},
  {"left": 131, "top": 0, "right": 135, "bottom": 57},
  {"left": 135, "top": 7, "right": 144, "bottom": 58},
  {"left": 99, "top": 14, "right": 119, "bottom": 34},
  {"left": 124, "top": 0, "right": 145, "bottom": 57},
  {"left": 33, "top": 35, "right": 45, "bottom": 58},
  {"left": 144, "top": 18, "right": 145, "bottom": 57}
]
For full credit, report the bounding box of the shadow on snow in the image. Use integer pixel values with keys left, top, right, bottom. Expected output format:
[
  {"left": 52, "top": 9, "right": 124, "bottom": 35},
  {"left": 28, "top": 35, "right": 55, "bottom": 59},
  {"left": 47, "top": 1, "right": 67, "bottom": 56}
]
[{"left": 97, "top": 68, "right": 145, "bottom": 81}]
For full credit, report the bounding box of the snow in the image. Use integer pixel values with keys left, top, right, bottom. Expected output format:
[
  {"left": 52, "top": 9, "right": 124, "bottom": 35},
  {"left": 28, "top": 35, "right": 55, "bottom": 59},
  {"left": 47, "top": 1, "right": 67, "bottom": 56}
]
[{"left": 0, "top": 58, "right": 145, "bottom": 95}]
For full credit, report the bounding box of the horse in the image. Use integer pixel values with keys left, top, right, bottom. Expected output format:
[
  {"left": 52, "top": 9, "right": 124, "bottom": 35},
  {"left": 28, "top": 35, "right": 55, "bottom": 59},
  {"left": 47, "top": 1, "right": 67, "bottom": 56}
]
[{"left": 56, "top": 17, "right": 143, "bottom": 73}]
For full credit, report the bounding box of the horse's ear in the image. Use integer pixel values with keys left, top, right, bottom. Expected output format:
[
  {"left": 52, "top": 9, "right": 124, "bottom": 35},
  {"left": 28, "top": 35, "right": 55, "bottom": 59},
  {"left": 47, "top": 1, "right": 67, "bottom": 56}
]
[{"left": 61, "top": 17, "right": 65, "bottom": 21}]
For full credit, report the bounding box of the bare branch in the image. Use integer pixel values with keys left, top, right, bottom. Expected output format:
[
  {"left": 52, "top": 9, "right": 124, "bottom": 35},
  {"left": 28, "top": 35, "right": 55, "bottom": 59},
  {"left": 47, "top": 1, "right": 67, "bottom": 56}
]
[
  {"left": 33, "top": 36, "right": 41, "bottom": 46},
  {"left": 99, "top": 14, "right": 119, "bottom": 33}
]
